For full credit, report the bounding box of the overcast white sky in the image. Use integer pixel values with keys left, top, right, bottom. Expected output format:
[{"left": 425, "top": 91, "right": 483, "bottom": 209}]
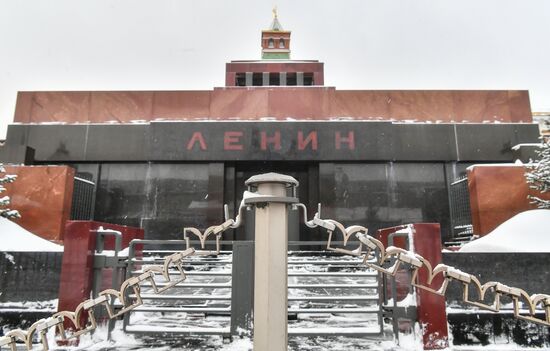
[{"left": 0, "top": 0, "right": 549, "bottom": 138}]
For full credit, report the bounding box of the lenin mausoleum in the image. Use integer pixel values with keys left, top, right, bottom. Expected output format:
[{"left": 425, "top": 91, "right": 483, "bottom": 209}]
[
  {"left": 0, "top": 14, "right": 541, "bottom": 247},
  {"left": 1, "top": 12, "right": 550, "bottom": 350}
]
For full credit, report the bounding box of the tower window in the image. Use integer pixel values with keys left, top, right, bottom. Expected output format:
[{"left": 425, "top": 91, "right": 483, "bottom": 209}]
[
  {"left": 279, "top": 38, "right": 285, "bottom": 48},
  {"left": 235, "top": 73, "right": 246, "bottom": 86},
  {"left": 304, "top": 73, "right": 314, "bottom": 86},
  {"left": 268, "top": 38, "right": 275, "bottom": 48},
  {"left": 287, "top": 73, "right": 297, "bottom": 86},
  {"left": 269, "top": 72, "right": 280, "bottom": 86},
  {"left": 252, "top": 73, "right": 263, "bottom": 86}
]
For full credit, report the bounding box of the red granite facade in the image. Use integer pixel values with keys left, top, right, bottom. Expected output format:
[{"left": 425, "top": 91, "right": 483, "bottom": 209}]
[
  {"left": 225, "top": 61, "right": 323, "bottom": 86},
  {"left": 377, "top": 224, "right": 448, "bottom": 349},
  {"left": 57, "top": 221, "right": 144, "bottom": 322},
  {"left": 4, "top": 165, "right": 75, "bottom": 241},
  {"left": 468, "top": 165, "right": 550, "bottom": 235},
  {"left": 14, "top": 88, "right": 532, "bottom": 124}
]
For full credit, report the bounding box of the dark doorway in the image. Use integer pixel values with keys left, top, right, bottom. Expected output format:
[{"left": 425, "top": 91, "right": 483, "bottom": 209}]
[{"left": 230, "top": 162, "right": 318, "bottom": 242}]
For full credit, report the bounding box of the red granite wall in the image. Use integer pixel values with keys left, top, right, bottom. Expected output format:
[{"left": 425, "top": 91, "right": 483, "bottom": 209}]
[
  {"left": 226, "top": 61, "right": 320, "bottom": 86},
  {"left": 14, "top": 88, "right": 532, "bottom": 124},
  {"left": 468, "top": 165, "right": 550, "bottom": 235},
  {"left": 58, "top": 221, "right": 144, "bottom": 316},
  {"left": 3, "top": 165, "right": 74, "bottom": 242},
  {"left": 226, "top": 61, "right": 321, "bottom": 75},
  {"left": 377, "top": 224, "right": 448, "bottom": 349}
]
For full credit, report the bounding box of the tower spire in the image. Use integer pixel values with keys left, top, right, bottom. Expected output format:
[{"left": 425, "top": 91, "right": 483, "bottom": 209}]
[
  {"left": 261, "top": 8, "right": 291, "bottom": 59},
  {"left": 269, "top": 6, "right": 283, "bottom": 31}
]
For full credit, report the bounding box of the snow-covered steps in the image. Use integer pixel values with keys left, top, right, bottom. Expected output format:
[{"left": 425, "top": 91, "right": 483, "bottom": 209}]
[
  {"left": 130, "top": 295, "right": 378, "bottom": 302},
  {"left": 288, "top": 259, "right": 366, "bottom": 265},
  {"left": 289, "top": 295, "right": 379, "bottom": 302},
  {"left": 133, "top": 294, "right": 378, "bottom": 302},
  {"left": 125, "top": 325, "right": 231, "bottom": 336},
  {"left": 288, "top": 307, "right": 380, "bottom": 314},
  {"left": 133, "top": 270, "right": 377, "bottom": 277},
  {"left": 132, "top": 294, "right": 232, "bottom": 301},
  {"left": 139, "top": 282, "right": 231, "bottom": 288},
  {"left": 125, "top": 326, "right": 384, "bottom": 337},
  {"left": 288, "top": 326, "right": 382, "bottom": 336},
  {"left": 130, "top": 306, "right": 231, "bottom": 313},
  {"left": 124, "top": 250, "right": 384, "bottom": 340},
  {"left": 288, "top": 283, "right": 378, "bottom": 289},
  {"left": 288, "top": 271, "right": 377, "bottom": 277},
  {"left": 131, "top": 270, "right": 232, "bottom": 276}
]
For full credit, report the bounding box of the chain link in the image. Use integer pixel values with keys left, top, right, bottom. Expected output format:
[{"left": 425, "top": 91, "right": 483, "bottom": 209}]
[
  {"left": 300, "top": 204, "right": 550, "bottom": 328},
  {"left": 0, "top": 245, "right": 209, "bottom": 349},
  {"left": 3, "top": 202, "right": 548, "bottom": 349},
  {"left": 0, "top": 203, "right": 247, "bottom": 351}
]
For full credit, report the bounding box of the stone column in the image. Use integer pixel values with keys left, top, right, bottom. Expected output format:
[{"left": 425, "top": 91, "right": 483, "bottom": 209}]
[
  {"left": 245, "top": 173, "right": 298, "bottom": 351},
  {"left": 279, "top": 72, "right": 287, "bottom": 86},
  {"left": 297, "top": 72, "right": 304, "bottom": 86},
  {"left": 245, "top": 72, "right": 253, "bottom": 86}
]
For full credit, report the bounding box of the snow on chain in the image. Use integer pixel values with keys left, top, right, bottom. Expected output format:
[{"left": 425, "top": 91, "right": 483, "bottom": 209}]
[{"left": 2, "top": 204, "right": 550, "bottom": 350}]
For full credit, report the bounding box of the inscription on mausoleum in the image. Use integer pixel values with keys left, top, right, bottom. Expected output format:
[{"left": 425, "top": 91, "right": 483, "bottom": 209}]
[{"left": 185, "top": 130, "right": 355, "bottom": 151}]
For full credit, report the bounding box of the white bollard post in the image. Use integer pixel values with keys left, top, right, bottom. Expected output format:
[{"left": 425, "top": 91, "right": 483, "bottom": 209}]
[{"left": 245, "top": 173, "right": 298, "bottom": 351}]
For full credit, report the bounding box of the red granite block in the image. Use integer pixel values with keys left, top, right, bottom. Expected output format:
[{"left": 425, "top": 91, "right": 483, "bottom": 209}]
[
  {"left": 468, "top": 165, "right": 550, "bottom": 235},
  {"left": 89, "top": 91, "right": 153, "bottom": 122},
  {"left": 153, "top": 91, "right": 211, "bottom": 119},
  {"left": 29, "top": 92, "right": 91, "bottom": 123},
  {"left": 4, "top": 165, "right": 75, "bottom": 241},
  {"left": 57, "top": 221, "right": 144, "bottom": 316},
  {"left": 10, "top": 89, "right": 533, "bottom": 124},
  {"left": 377, "top": 224, "right": 448, "bottom": 349}
]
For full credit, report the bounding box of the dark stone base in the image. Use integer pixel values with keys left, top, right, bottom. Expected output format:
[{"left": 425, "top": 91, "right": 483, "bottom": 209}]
[
  {"left": 449, "top": 312, "right": 550, "bottom": 347},
  {"left": 0, "top": 252, "right": 62, "bottom": 302},
  {"left": 0, "top": 311, "right": 54, "bottom": 335}
]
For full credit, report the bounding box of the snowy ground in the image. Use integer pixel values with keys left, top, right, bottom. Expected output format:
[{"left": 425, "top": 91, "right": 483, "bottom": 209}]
[
  {"left": 0, "top": 217, "right": 62, "bottom": 252},
  {"left": 460, "top": 209, "right": 550, "bottom": 252},
  {"left": 53, "top": 320, "right": 421, "bottom": 351},
  {"left": 55, "top": 323, "right": 550, "bottom": 351}
]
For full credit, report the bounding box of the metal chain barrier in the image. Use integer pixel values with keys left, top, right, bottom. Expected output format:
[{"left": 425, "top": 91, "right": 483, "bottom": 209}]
[
  {"left": 297, "top": 204, "right": 550, "bottom": 328},
  {"left": 2, "top": 197, "right": 548, "bottom": 349},
  {"left": 0, "top": 249, "right": 193, "bottom": 350},
  {"left": 0, "top": 197, "right": 251, "bottom": 350},
  {"left": 183, "top": 196, "right": 248, "bottom": 255},
  {"left": 0, "top": 214, "right": 242, "bottom": 351}
]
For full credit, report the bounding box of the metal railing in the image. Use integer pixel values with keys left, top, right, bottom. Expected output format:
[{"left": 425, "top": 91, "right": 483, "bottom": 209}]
[
  {"left": 123, "top": 239, "right": 234, "bottom": 338},
  {"left": 70, "top": 174, "right": 95, "bottom": 220},
  {"left": 0, "top": 245, "right": 196, "bottom": 350},
  {"left": 287, "top": 243, "right": 383, "bottom": 337},
  {"left": 121, "top": 239, "right": 385, "bottom": 338},
  {"left": 3, "top": 174, "right": 549, "bottom": 350},
  {"left": 448, "top": 176, "right": 473, "bottom": 243}
]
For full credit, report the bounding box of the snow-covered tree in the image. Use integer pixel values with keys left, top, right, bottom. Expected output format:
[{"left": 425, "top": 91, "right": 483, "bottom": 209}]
[
  {"left": 0, "top": 164, "right": 20, "bottom": 219},
  {"left": 526, "top": 138, "right": 550, "bottom": 209}
]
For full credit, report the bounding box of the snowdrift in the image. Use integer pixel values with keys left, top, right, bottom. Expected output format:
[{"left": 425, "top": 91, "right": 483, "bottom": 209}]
[
  {"left": 460, "top": 209, "right": 550, "bottom": 253},
  {"left": 0, "top": 217, "right": 63, "bottom": 252}
]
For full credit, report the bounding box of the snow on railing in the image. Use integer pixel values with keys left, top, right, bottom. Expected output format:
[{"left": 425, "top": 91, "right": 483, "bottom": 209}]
[
  {"left": 298, "top": 206, "right": 550, "bottom": 328},
  {"left": 3, "top": 196, "right": 549, "bottom": 350},
  {"left": 0, "top": 249, "right": 199, "bottom": 350},
  {"left": 0, "top": 214, "right": 243, "bottom": 350}
]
